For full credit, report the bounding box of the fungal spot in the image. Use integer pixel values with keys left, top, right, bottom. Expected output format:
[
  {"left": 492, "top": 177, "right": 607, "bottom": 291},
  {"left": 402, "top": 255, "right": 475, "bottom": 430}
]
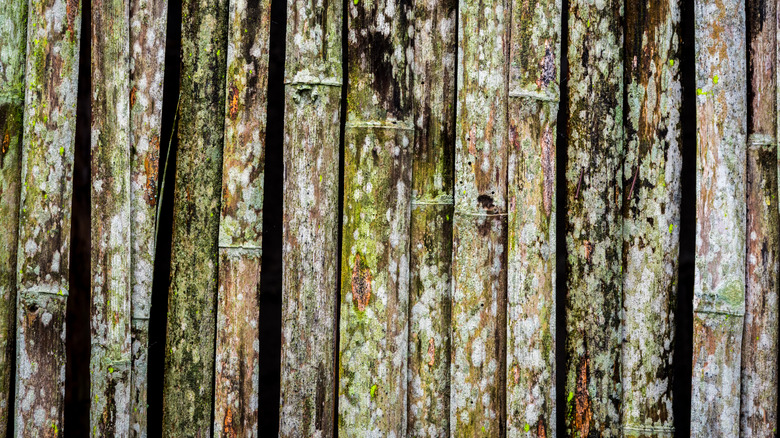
[
  {"left": 1, "top": 130, "right": 9, "bottom": 155},
  {"left": 351, "top": 253, "right": 372, "bottom": 311},
  {"left": 524, "top": 424, "right": 530, "bottom": 432},
  {"left": 669, "top": 59, "right": 674, "bottom": 66},
  {"left": 536, "top": 41, "right": 556, "bottom": 89},
  {"left": 66, "top": 0, "right": 78, "bottom": 40},
  {"left": 477, "top": 195, "right": 496, "bottom": 212},
  {"left": 427, "top": 339, "right": 435, "bottom": 366},
  {"left": 537, "top": 421, "right": 547, "bottom": 438},
  {"left": 573, "top": 355, "right": 592, "bottom": 437},
  {"left": 59, "top": 146, "right": 64, "bottom": 156},
  {"left": 223, "top": 407, "right": 236, "bottom": 437},
  {"left": 712, "top": 74, "right": 719, "bottom": 85},
  {"left": 512, "top": 364, "right": 520, "bottom": 384},
  {"left": 130, "top": 86, "right": 137, "bottom": 108},
  {"left": 229, "top": 84, "right": 240, "bottom": 120},
  {"left": 583, "top": 241, "right": 593, "bottom": 263}
]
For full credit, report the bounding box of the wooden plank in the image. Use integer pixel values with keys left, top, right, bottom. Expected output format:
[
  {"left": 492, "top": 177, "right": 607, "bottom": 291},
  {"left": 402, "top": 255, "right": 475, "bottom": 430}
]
[
  {"left": 564, "top": 0, "right": 624, "bottom": 436},
  {"left": 450, "top": 0, "right": 508, "bottom": 434},
  {"left": 14, "top": 0, "right": 82, "bottom": 434},
  {"left": 691, "top": 0, "right": 747, "bottom": 436},
  {"left": 279, "top": 0, "right": 342, "bottom": 435}
]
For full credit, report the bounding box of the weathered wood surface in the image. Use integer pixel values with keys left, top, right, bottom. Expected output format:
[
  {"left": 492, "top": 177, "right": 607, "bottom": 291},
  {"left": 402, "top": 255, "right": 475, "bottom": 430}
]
[
  {"left": 337, "top": 0, "right": 413, "bottom": 435},
  {"left": 451, "top": 0, "right": 508, "bottom": 435},
  {"left": 213, "top": 0, "right": 270, "bottom": 433},
  {"left": 279, "top": 0, "right": 342, "bottom": 435},
  {"left": 90, "top": 0, "right": 132, "bottom": 433},
  {"left": 161, "top": 0, "right": 228, "bottom": 433},
  {"left": 622, "top": 0, "right": 682, "bottom": 436},
  {"left": 740, "top": 0, "right": 778, "bottom": 436},
  {"left": 505, "top": 0, "right": 560, "bottom": 436},
  {"left": 0, "top": 0, "right": 27, "bottom": 432},
  {"left": 691, "top": 0, "right": 747, "bottom": 436},
  {"left": 565, "top": 0, "right": 623, "bottom": 436},
  {"left": 14, "top": 0, "right": 81, "bottom": 434},
  {"left": 129, "top": 0, "right": 167, "bottom": 433}
]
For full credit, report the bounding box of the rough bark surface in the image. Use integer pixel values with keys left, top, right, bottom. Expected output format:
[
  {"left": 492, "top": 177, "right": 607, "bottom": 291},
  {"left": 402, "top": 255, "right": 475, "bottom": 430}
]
[
  {"left": 128, "top": 0, "right": 167, "bottom": 433},
  {"left": 161, "top": 0, "right": 228, "bottom": 434},
  {"left": 14, "top": 0, "right": 81, "bottom": 434},
  {"left": 338, "top": 0, "right": 413, "bottom": 434},
  {"left": 505, "top": 0, "right": 560, "bottom": 436},
  {"left": 621, "top": 0, "right": 682, "bottom": 436},
  {"left": 691, "top": 0, "right": 747, "bottom": 436},
  {"left": 406, "top": 0, "right": 456, "bottom": 435},
  {"left": 0, "top": 0, "right": 26, "bottom": 432},
  {"left": 451, "top": 0, "right": 508, "bottom": 435},
  {"left": 565, "top": 0, "right": 623, "bottom": 436},
  {"left": 279, "top": 0, "right": 342, "bottom": 435},
  {"left": 740, "top": 0, "right": 778, "bottom": 436}
]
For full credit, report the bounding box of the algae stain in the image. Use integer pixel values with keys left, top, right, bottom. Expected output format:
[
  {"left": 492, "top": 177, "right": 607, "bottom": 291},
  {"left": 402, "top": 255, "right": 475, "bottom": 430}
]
[{"left": 370, "top": 384, "right": 377, "bottom": 398}]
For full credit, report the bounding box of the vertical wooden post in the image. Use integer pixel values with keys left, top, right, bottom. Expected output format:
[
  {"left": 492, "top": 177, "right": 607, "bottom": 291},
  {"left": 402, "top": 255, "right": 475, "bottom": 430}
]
[
  {"left": 621, "top": 0, "right": 682, "bottom": 435},
  {"left": 14, "top": 0, "right": 82, "bottom": 434},
  {"left": 564, "top": 0, "right": 623, "bottom": 436},
  {"left": 505, "top": 0, "right": 561, "bottom": 435},
  {"left": 740, "top": 0, "right": 778, "bottom": 435},
  {"left": 212, "top": 0, "right": 271, "bottom": 434},
  {"left": 90, "top": 0, "right": 132, "bottom": 433},
  {"left": 451, "top": 0, "right": 508, "bottom": 435},
  {"left": 0, "top": 0, "right": 27, "bottom": 432},
  {"left": 161, "top": 0, "right": 228, "bottom": 434},
  {"left": 691, "top": 1, "right": 747, "bottom": 436},
  {"left": 406, "top": 0, "right": 456, "bottom": 435}
]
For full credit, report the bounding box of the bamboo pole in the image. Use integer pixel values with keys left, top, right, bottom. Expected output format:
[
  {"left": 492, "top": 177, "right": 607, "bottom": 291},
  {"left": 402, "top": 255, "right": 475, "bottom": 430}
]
[
  {"left": 212, "top": 0, "right": 270, "bottom": 434},
  {"left": 90, "top": 0, "right": 132, "bottom": 433},
  {"left": 564, "top": 0, "right": 623, "bottom": 436},
  {"left": 406, "top": 0, "right": 456, "bottom": 435},
  {"left": 740, "top": 0, "right": 778, "bottom": 435},
  {"left": 450, "top": 0, "right": 508, "bottom": 434},
  {"left": 13, "top": 0, "right": 81, "bottom": 434},
  {"left": 0, "top": 0, "right": 27, "bottom": 433},
  {"left": 505, "top": 0, "right": 561, "bottom": 435},
  {"left": 621, "top": 0, "right": 682, "bottom": 436},
  {"left": 691, "top": 0, "right": 747, "bottom": 436},
  {"left": 278, "top": 0, "right": 342, "bottom": 435},
  {"left": 161, "top": 0, "right": 228, "bottom": 434},
  {"left": 337, "top": 0, "right": 413, "bottom": 434},
  {"left": 128, "top": 0, "right": 167, "bottom": 434}
]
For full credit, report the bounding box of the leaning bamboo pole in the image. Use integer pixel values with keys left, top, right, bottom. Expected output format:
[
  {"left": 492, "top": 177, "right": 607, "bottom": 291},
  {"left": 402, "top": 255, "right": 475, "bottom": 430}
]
[
  {"left": 278, "top": 0, "right": 342, "bottom": 435},
  {"left": 740, "top": 0, "right": 778, "bottom": 435},
  {"left": 564, "top": 0, "right": 624, "bottom": 436},
  {"left": 212, "top": 0, "right": 270, "bottom": 434},
  {"left": 450, "top": 0, "right": 508, "bottom": 434},
  {"left": 161, "top": 0, "right": 228, "bottom": 434},
  {"left": 406, "top": 0, "right": 456, "bottom": 435},
  {"left": 0, "top": 0, "right": 27, "bottom": 433},
  {"left": 13, "top": 0, "right": 81, "bottom": 434},
  {"left": 90, "top": 0, "right": 132, "bottom": 433},
  {"left": 621, "top": 0, "right": 682, "bottom": 435},
  {"left": 505, "top": 0, "right": 561, "bottom": 435},
  {"left": 690, "top": 1, "right": 747, "bottom": 436},
  {"left": 337, "top": 0, "right": 413, "bottom": 435},
  {"left": 128, "top": 0, "right": 167, "bottom": 434}
]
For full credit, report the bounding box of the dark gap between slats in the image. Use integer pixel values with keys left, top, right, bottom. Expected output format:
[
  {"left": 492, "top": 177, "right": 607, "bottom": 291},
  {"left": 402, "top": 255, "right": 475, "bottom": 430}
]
[{"left": 64, "top": 1, "right": 92, "bottom": 435}]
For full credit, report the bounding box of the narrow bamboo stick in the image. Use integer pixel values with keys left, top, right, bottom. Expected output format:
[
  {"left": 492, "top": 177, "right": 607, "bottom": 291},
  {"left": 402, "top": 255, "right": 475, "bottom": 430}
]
[
  {"left": 740, "top": 0, "right": 778, "bottom": 435},
  {"left": 212, "top": 0, "right": 270, "bottom": 434},
  {"left": 278, "top": 0, "right": 342, "bottom": 435},
  {"left": 621, "top": 0, "right": 682, "bottom": 436},
  {"left": 14, "top": 0, "right": 82, "bottom": 434},
  {"left": 90, "top": 0, "right": 132, "bottom": 433},
  {"left": 505, "top": 0, "right": 561, "bottom": 435},
  {"left": 564, "top": 0, "right": 624, "bottom": 436},
  {"left": 161, "top": 0, "right": 228, "bottom": 434},
  {"left": 337, "top": 0, "right": 413, "bottom": 435},
  {"left": 450, "top": 0, "right": 508, "bottom": 434},
  {"left": 406, "top": 0, "right": 456, "bottom": 435},
  {"left": 690, "top": 0, "right": 747, "bottom": 436},
  {"left": 0, "top": 0, "right": 27, "bottom": 432}
]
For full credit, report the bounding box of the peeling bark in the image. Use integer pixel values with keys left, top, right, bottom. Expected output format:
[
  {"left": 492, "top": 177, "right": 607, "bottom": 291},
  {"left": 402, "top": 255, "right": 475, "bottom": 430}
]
[
  {"left": 505, "top": 0, "right": 560, "bottom": 436},
  {"left": 565, "top": 0, "right": 623, "bottom": 436},
  {"left": 90, "top": 0, "right": 132, "bottom": 434},
  {"left": 161, "top": 0, "right": 228, "bottom": 434},
  {"left": 0, "top": 0, "right": 27, "bottom": 433},
  {"left": 14, "top": 0, "right": 81, "bottom": 434},
  {"left": 451, "top": 0, "right": 508, "bottom": 434},
  {"left": 621, "top": 0, "right": 682, "bottom": 436},
  {"left": 740, "top": 0, "right": 778, "bottom": 436},
  {"left": 691, "top": 0, "right": 747, "bottom": 436},
  {"left": 279, "top": 0, "right": 342, "bottom": 435}
]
